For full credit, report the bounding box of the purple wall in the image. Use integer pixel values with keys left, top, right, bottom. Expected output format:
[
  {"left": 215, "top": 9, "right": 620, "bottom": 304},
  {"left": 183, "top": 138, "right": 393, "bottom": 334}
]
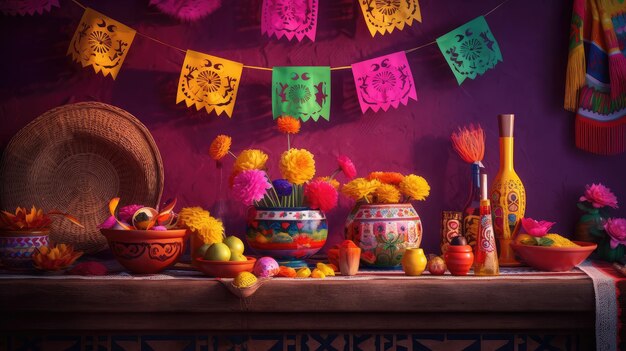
[{"left": 1, "top": 0, "right": 625, "bottom": 254}]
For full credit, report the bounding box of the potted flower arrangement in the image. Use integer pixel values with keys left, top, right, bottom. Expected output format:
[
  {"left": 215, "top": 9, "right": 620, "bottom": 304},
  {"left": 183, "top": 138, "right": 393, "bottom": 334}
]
[
  {"left": 208, "top": 116, "right": 351, "bottom": 267},
  {"left": 342, "top": 171, "right": 430, "bottom": 267},
  {"left": 0, "top": 206, "right": 82, "bottom": 269},
  {"left": 574, "top": 183, "right": 625, "bottom": 262}
]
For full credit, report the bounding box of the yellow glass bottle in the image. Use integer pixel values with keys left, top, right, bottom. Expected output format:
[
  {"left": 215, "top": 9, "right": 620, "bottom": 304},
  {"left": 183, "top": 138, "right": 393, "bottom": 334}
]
[
  {"left": 490, "top": 114, "right": 526, "bottom": 267},
  {"left": 474, "top": 174, "right": 499, "bottom": 276}
]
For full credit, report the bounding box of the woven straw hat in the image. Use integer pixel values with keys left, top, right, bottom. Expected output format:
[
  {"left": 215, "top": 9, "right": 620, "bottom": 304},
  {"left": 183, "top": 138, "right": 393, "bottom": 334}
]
[{"left": 0, "top": 102, "right": 164, "bottom": 253}]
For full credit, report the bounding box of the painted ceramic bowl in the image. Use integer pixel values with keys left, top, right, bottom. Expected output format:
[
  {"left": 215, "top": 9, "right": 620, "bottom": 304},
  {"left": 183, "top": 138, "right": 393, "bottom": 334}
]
[
  {"left": 345, "top": 203, "right": 423, "bottom": 267},
  {"left": 100, "top": 229, "right": 187, "bottom": 274},
  {"left": 511, "top": 241, "right": 597, "bottom": 272},
  {"left": 195, "top": 256, "right": 256, "bottom": 278},
  {"left": 0, "top": 230, "right": 49, "bottom": 270},
  {"left": 245, "top": 207, "right": 327, "bottom": 267}
]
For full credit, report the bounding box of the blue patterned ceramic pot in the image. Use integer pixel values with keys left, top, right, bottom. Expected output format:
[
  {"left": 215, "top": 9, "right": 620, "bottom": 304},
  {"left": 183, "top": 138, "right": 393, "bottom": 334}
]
[
  {"left": 246, "top": 207, "right": 328, "bottom": 268},
  {"left": 0, "top": 230, "right": 49, "bottom": 270}
]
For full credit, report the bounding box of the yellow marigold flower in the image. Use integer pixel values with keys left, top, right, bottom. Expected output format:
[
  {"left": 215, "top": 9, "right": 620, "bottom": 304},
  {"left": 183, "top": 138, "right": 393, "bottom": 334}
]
[
  {"left": 315, "top": 176, "right": 340, "bottom": 190},
  {"left": 375, "top": 184, "right": 401, "bottom": 203},
  {"left": 342, "top": 178, "right": 380, "bottom": 201},
  {"left": 177, "top": 207, "right": 224, "bottom": 244},
  {"left": 208, "top": 134, "right": 232, "bottom": 161},
  {"left": 233, "top": 149, "right": 268, "bottom": 174},
  {"left": 279, "top": 148, "right": 315, "bottom": 185},
  {"left": 399, "top": 175, "right": 430, "bottom": 201},
  {"left": 198, "top": 217, "right": 225, "bottom": 245},
  {"left": 277, "top": 115, "right": 301, "bottom": 134},
  {"left": 368, "top": 171, "right": 404, "bottom": 185}
]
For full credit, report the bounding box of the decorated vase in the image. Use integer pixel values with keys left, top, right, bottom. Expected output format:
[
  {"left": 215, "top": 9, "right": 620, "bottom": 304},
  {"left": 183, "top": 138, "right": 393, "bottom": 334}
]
[
  {"left": 245, "top": 207, "right": 328, "bottom": 268},
  {"left": 0, "top": 230, "right": 49, "bottom": 270},
  {"left": 345, "top": 203, "right": 423, "bottom": 267}
]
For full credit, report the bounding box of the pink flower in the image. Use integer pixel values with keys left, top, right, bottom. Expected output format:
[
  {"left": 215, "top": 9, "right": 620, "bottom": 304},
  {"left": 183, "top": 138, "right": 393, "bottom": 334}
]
[
  {"left": 304, "top": 180, "right": 339, "bottom": 212},
  {"left": 579, "top": 183, "right": 618, "bottom": 209},
  {"left": 118, "top": 204, "right": 144, "bottom": 223},
  {"left": 605, "top": 218, "right": 626, "bottom": 249},
  {"left": 97, "top": 216, "right": 117, "bottom": 229},
  {"left": 232, "top": 170, "right": 272, "bottom": 206},
  {"left": 337, "top": 155, "right": 357, "bottom": 179},
  {"left": 521, "top": 217, "right": 555, "bottom": 237}
]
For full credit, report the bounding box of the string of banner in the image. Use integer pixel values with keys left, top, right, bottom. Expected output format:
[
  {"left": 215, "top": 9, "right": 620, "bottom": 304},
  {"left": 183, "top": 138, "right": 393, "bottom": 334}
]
[{"left": 63, "top": 0, "right": 509, "bottom": 119}]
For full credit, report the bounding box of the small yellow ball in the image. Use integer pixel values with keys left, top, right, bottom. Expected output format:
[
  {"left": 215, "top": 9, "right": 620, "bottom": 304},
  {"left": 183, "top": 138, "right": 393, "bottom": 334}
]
[
  {"left": 233, "top": 271, "right": 257, "bottom": 288},
  {"left": 296, "top": 267, "right": 311, "bottom": 278},
  {"left": 311, "top": 268, "right": 326, "bottom": 279}
]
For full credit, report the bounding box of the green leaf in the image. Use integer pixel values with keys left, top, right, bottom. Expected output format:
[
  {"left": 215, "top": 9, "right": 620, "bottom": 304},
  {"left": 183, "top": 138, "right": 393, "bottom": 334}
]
[
  {"left": 580, "top": 214, "right": 599, "bottom": 223},
  {"left": 577, "top": 202, "right": 590, "bottom": 212},
  {"left": 538, "top": 237, "right": 554, "bottom": 246}
]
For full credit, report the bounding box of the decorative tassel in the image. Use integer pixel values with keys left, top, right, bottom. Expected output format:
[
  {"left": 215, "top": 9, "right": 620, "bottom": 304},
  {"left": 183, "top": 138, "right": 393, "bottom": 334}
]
[
  {"left": 565, "top": 44, "right": 587, "bottom": 111},
  {"left": 576, "top": 114, "right": 626, "bottom": 155},
  {"left": 609, "top": 53, "right": 626, "bottom": 99}
]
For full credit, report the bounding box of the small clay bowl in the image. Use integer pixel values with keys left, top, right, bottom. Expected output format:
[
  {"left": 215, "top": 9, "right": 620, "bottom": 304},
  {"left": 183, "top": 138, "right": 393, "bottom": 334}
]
[
  {"left": 511, "top": 241, "right": 596, "bottom": 272},
  {"left": 100, "top": 229, "right": 187, "bottom": 274},
  {"left": 195, "top": 256, "right": 257, "bottom": 278}
]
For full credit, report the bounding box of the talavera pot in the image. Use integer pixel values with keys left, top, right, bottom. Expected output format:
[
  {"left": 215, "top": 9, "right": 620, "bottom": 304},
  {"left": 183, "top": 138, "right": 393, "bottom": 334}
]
[
  {"left": 345, "top": 203, "right": 423, "bottom": 267},
  {"left": 0, "top": 230, "right": 49, "bottom": 270},
  {"left": 245, "top": 207, "right": 328, "bottom": 268}
]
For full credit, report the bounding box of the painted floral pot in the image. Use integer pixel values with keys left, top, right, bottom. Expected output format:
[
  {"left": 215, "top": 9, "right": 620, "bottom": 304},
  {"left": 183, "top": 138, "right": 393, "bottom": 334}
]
[
  {"left": 246, "top": 207, "right": 328, "bottom": 267},
  {"left": 0, "top": 230, "right": 49, "bottom": 270},
  {"left": 100, "top": 229, "right": 187, "bottom": 274},
  {"left": 345, "top": 203, "right": 423, "bottom": 267}
]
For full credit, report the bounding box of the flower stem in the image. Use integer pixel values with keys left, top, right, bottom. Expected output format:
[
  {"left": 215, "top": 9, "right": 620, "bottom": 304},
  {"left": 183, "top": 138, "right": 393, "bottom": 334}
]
[
  {"left": 287, "top": 134, "right": 291, "bottom": 150},
  {"left": 228, "top": 151, "right": 237, "bottom": 159},
  {"left": 329, "top": 169, "right": 340, "bottom": 181}
]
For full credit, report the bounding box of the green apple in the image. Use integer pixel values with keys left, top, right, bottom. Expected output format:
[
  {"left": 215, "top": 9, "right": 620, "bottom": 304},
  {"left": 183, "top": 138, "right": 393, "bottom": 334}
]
[
  {"left": 204, "top": 243, "right": 231, "bottom": 261},
  {"left": 196, "top": 243, "right": 211, "bottom": 258},
  {"left": 223, "top": 236, "right": 245, "bottom": 255},
  {"left": 230, "top": 253, "right": 248, "bottom": 262}
]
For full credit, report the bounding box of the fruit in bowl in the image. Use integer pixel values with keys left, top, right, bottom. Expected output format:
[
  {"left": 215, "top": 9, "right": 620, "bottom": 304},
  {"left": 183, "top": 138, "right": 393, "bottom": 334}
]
[
  {"left": 511, "top": 218, "right": 597, "bottom": 271},
  {"left": 511, "top": 240, "right": 596, "bottom": 271},
  {"left": 100, "top": 228, "right": 187, "bottom": 274}
]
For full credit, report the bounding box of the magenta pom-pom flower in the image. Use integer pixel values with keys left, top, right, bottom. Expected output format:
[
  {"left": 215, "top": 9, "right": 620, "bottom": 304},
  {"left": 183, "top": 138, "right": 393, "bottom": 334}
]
[
  {"left": 521, "top": 217, "right": 556, "bottom": 237},
  {"left": 337, "top": 155, "right": 357, "bottom": 179},
  {"left": 304, "top": 179, "right": 338, "bottom": 212},
  {"left": 232, "top": 170, "right": 272, "bottom": 206},
  {"left": 579, "top": 183, "right": 618, "bottom": 209},
  {"left": 605, "top": 218, "right": 626, "bottom": 249},
  {"left": 118, "top": 204, "right": 144, "bottom": 223}
]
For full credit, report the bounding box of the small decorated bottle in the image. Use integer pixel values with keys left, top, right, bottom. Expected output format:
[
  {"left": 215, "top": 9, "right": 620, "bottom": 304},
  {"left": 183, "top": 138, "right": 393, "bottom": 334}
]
[
  {"left": 490, "top": 114, "right": 526, "bottom": 266},
  {"left": 462, "top": 163, "right": 482, "bottom": 249},
  {"left": 474, "top": 174, "right": 499, "bottom": 276}
]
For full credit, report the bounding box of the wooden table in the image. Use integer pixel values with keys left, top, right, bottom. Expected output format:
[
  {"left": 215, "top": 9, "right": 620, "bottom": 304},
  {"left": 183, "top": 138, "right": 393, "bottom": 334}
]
[{"left": 0, "top": 278, "right": 595, "bottom": 333}]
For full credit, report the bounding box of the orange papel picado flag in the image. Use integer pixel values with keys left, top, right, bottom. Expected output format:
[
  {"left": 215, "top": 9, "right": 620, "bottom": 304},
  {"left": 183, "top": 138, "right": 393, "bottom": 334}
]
[
  {"left": 176, "top": 50, "right": 244, "bottom": 117},
  {"left": 67, "top": 8, "right": 136, "bottom": 79}
]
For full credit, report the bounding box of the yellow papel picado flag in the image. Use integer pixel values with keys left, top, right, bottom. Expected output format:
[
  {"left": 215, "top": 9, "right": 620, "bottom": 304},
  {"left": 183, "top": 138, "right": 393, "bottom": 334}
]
[
  {"left": 358, "top": 0, "right": 422, "bottom": 37},
  {"left": 176, "top": 50, "right": 244, "bottom": 118},
  {"left": 67, "top": 8, "right": 136, "bottom": 79}
]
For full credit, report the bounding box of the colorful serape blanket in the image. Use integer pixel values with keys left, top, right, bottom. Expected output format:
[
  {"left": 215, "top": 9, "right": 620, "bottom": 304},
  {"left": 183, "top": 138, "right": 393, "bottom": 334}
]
[{"left": 565, "top": 0, "right": 626, "bottom": 155}]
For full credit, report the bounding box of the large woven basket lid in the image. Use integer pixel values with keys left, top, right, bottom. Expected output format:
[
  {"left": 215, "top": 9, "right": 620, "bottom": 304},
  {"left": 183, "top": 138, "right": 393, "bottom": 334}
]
[{"left": 0, "top": 102, "right": 164, "bottom": 253}]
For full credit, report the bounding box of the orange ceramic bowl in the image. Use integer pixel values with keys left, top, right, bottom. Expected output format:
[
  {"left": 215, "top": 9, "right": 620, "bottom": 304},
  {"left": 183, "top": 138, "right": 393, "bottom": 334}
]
[
  {"left": 195, "top": 256, "right": 257, "bottom": 278},
  {"left": 510, "top": 241, "right": 597, "bottom": 272},
  {"left": 100, "top": 229, "right": 187, "bottom": 274}
]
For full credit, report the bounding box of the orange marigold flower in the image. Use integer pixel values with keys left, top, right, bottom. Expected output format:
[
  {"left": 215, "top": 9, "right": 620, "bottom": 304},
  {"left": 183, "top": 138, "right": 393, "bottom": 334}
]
[
  {"left": 209, "top": 135, "right": 232, "bottom": 161},
  {"left": 277, "top": 116, "right": 301, "bottom": 134},
  {"left": 368, "top": 172, "right": 405, "bottom": 185}
]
